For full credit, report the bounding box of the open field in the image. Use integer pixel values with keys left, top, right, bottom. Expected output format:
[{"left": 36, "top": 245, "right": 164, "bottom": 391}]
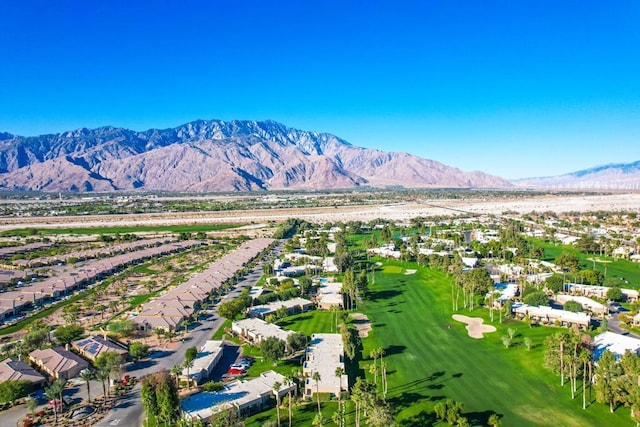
[
  {"left": 359, "top": 259, "right": 633, "bottom": 426},
  {"left": 2, "top": 193, "right": 640, "bottom": 231},
  {"left": 0, "top": 223, "right": 240, "bottom": 236}
]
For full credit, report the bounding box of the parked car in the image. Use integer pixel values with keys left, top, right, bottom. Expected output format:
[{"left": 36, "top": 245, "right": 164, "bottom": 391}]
[
  {"left": 227, "top": 367, "right": 245, "bottom": 375},
  {"left": 28, "top": 391, "right": 44, "bottom": 401},
  {"left": 231, "top": 362, "right": 250, "bottom": 370}
]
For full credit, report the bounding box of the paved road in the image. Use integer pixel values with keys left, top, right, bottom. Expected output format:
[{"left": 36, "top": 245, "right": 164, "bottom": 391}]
[
  {"left": 606, "top": 306, "right": 640, "bottom": 339},
  {"left": 95, "top": 252, "right": 276, "bottom": 427}
]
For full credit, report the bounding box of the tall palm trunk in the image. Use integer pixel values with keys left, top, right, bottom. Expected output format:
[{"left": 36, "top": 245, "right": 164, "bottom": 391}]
[
  {"left": 582, "top": 359, "right": 587, "bottom": 409},
  {"left": 288, "top": 389, "right": 293, "bottom": 427},
  {"left": 315, "top": 380, "right": 321, "bottom": 418},
  {"left": 560, "top": 341, "right": 565, "bottom": 386}
]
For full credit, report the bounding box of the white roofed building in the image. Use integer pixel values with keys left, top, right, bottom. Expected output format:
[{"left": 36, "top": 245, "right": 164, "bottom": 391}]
[
  {"left": 594, "top": 331, "right": 640, "bottom": 362},
  {"left": 512, "top": 303, "right": 591, "bottom": 329},
  {"left": 303, "top": 333, "right": 348, "bottom": 398},
  {"left": 555, "top": 295, "right": 608, "bottom": 315},
  {"left": 182, "top": 340, "right": 224, "bottom": 385},
  {"left": 316, "top": 281, "right": 344, "bottom": 310},
  {"left": 232, "top": 318, "right": 293, "bottom": 346},
  {"left": 181, "top": 370, "right": 295, "bottom": 421}
]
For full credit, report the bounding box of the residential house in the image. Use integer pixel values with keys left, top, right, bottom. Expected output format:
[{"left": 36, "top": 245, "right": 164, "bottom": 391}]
[
  {"left": 0, "top": 357, "right": 46, "bottom": 388},
  {"left": 72, "top": 335, "right": 128, "bottom": 362},
  {"left": 29, "top": 347, "right": 89, "bottom": 380}
]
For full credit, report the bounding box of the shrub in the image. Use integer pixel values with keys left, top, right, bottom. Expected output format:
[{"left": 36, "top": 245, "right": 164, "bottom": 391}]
[
  {"left": 201, "top": 381, "right": 224, "bottom": 392},
  {"left": 523, "top": 291, "right": 549, "bottom": 307}
]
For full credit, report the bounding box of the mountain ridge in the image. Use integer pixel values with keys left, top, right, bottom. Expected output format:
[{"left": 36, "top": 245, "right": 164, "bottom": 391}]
[
  {"left": 512, "top": 160, "right": 640, "bottom": 189},
  {"left": 0, "top": 119, "right": 512, "bottom": 192}
]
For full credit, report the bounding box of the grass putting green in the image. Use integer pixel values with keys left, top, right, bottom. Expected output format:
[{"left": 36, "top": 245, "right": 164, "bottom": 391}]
[{"left": 360, "top": 259, "right": 633, "bottom": 426}]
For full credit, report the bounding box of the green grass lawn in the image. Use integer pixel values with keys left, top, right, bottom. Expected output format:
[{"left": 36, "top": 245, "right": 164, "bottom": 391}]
[
  {"left": 277, "top": 310, "right": 341, "bottom": 335},
  {"left": 359, "top": 259, "right": 633, "bottom": 426},
  {"left": 532, "top": 238, "right": 640, "bottom": 287},
  {"left": 247, "top": 401, "right": 347, "bottom": 427}
]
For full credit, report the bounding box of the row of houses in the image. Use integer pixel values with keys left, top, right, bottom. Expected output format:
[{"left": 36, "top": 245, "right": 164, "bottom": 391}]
[
  {"left": 565, "top": 283, "right": 639, "bottom": 302},
  {"left": 0, "top": 240, "right": 202, "bottom": 322},
  {"left": 0, "top": 242, "right": 55, "bottom": 259},
  {"left": 132, "top": 238, "right": 275, "bottom": 332},
  {"left": 12, "top": 237, "right": 177, "bottom": 268},
  {"left": 512, "top": 303, "right": 592, "bottom": 329}
]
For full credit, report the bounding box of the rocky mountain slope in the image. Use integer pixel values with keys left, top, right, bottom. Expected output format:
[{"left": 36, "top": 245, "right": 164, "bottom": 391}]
[
  {"left": 0, "top": 120, "right": 512, "bottom": 192},
  {"left": 512, "top": 161, "right": 640, "bottom": 190}
]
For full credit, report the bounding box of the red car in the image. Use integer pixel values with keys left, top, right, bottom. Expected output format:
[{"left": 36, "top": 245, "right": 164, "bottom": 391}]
[{"left": 227, "top": 367, "right": 244, "bottom": 375}]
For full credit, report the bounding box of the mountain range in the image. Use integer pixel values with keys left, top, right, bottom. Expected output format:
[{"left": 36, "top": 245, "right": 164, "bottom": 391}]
[
  {"left": 0, "top": 120, "right": 511, "bottom": 192},
  {"left": 512, "top": 161, "right": 640, "bottom": 190}
]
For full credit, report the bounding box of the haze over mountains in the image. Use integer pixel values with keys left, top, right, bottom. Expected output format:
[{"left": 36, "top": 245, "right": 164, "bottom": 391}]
[
  {"left": 0, "top": 120, "right": 511, "bottom": 192},
  {"left": 512, "top": 161, "right": 640, "bottom": 190}
]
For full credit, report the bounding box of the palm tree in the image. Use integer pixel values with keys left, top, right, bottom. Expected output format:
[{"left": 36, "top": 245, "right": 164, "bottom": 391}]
[
  {"left": 335, "top": 367, "right": 345, "bottom": 427},
  {"left": 381, "top": 360, "right": 388, "bottom": 399},
  {"left": 96, "top": 368, "right": 110, "bottom": 401},
  {"left": 53, "top": 378, "right": 67, "bottom": 414},
  {"left": 171, "top": 364, "right": 183, "bottom": 389},
  {"left": 273, "top": 381, "right": 282, "bottom": 427},
  {"left": 579, "top": 349, "right": 592, "bottom": 409},
  {"left": 369, "top": 349, "right": 379, "bottom": 386},
  {"left": 283, "top": 376, "right": 294, "bottom": 427},
  {"left": 312, "top": 371, "right": 322, "bottom": 420},
  {"left": 79, "top": 368, "right": 94, "bottom": 403},
  {"left": 44, "top": 381, "right": 64, "bottom": 424}
]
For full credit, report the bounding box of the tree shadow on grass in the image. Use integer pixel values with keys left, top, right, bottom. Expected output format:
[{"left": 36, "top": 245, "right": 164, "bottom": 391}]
[
  {"left": 389, "top": 391, "right": 430, "bottom": 412},
  {"left": 427, "top": 371, "right": 446, "bottom": 381},
  {"left": 398, "top": 409, "right": 438, "bottom": 426},
  {"left": 367, "top": 289, "right": 403, "bottom": 302},
  {"left": 388, "top": 374, "right": 439, "bottom": 393},
  {"left": 464, "top": 409, "right": 502, "bottom": 426},
  {"left": 383, "top": 344, "right": 406, "bottom": 357}
]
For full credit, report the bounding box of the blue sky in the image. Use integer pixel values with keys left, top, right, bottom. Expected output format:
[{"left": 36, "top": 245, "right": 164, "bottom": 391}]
[{"left": 1, "top": 1, "right": 638, "bottom": 179}]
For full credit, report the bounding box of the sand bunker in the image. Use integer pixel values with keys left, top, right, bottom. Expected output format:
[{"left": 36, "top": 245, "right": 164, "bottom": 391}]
[
  {"left": 404, "top": 269, "right": 417, "bottom": 275},
  {"left": 350, "top": 313, "right": 372, "bottom": 338},
  {"left": 452, "top": 314, "right": 497, "bottom": 339}
]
